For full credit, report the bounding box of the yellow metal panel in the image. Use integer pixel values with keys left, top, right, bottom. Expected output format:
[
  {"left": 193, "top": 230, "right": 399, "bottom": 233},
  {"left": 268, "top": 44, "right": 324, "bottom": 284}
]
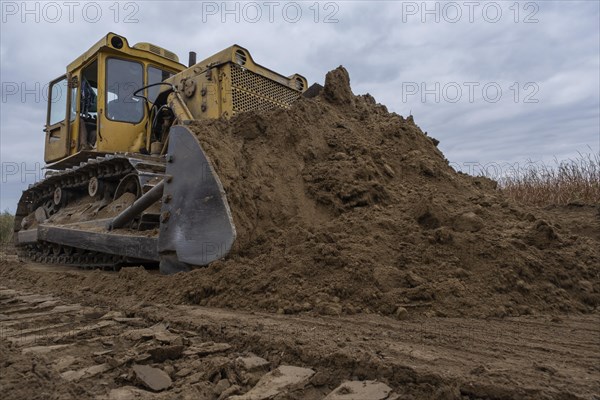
[
  {"left": 67, "top": 33, "right": 185, "bottom": 74},
  {"left": 165, "top": 45, "right": 307, "bottom": 122}
]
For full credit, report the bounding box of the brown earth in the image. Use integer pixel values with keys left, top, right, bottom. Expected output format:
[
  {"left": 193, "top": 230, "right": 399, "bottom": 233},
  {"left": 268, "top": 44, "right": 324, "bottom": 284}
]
[
  {"left": 1, "top": 266, "right": 599, "bottom": 400},
  {"left": 185, "top": 66, "right": 598, "bottom": 319}
]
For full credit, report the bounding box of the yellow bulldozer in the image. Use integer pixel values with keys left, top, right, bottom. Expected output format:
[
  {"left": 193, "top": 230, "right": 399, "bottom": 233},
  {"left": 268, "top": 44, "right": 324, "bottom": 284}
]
[{"left": 14, "top": 33, "right": 310, "bottom": 274}]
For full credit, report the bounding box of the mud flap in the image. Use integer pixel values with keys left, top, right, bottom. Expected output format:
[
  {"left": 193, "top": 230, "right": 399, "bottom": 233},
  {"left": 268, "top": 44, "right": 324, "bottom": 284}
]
[{"left": 158, "top": 126, "right": 236, "bottom": 274}]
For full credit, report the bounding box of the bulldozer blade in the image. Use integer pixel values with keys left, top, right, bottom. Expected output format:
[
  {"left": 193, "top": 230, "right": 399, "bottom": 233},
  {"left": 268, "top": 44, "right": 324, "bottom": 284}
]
[{"left": 158, "top": 125, "right": 236, "bottom": 274}]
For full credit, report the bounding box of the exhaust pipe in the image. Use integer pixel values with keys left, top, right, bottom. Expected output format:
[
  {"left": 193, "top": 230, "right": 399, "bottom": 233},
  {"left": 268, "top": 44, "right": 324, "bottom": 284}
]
[{"left": 188, "top": 51, "right": 197, "bottom": 67}]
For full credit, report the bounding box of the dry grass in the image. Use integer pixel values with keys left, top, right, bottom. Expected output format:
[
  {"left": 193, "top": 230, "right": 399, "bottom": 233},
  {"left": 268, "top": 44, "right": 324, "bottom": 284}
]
[
  {"left": 0, "top": 211, "right": 14, "bottom": 244},
  {"left": 496, "top": 152, "right": 600, "bottom": 207}
]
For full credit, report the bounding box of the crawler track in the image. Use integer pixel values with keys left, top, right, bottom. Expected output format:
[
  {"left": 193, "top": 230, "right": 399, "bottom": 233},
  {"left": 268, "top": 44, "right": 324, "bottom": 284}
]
[
  {"left": 14, "top": 154, "right": 167, "bottom": 269},
  {"left": 16, "top": 242, "right": 124, "bottom": 270}
]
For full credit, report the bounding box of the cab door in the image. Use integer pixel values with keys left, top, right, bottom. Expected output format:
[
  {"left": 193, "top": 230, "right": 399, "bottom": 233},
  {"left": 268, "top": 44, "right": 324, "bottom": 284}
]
[{"left": 44, "top": 75, "right": 73, "bottom": 163}]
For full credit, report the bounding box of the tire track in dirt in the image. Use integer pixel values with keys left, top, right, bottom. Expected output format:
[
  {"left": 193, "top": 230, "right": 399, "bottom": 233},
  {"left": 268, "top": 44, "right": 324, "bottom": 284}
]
[
  {"left": 0, "top": 285, "right": 395, "bottom": 399},
  {"left": 154, "top": 305, "right": 599, "bottom": 399}
]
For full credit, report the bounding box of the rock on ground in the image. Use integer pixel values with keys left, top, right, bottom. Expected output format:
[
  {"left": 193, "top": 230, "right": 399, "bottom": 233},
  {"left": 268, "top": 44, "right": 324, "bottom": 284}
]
[
  {"left": 325, "top": 380, "right": 393, "bottom": 400},
  {"left": 230, "top": 365, "right": 315, "bottom": 400}
]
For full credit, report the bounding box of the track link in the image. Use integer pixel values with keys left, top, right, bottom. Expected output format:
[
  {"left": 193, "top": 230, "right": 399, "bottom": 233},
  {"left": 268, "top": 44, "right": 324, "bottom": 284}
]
[{"left": 17, "top": 242, "right": 124, "bottom": 271}]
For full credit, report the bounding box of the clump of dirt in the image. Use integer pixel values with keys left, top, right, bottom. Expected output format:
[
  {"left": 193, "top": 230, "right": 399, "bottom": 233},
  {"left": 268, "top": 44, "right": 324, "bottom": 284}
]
[{"left": 0, "top": 341, "right": 91, "bottom": 399}]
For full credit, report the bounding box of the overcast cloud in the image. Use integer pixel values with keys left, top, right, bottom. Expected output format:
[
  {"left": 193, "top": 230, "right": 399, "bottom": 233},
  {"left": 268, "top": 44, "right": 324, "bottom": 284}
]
[{"left": 1, "top": 0, "right": 599, "bottom": 212}]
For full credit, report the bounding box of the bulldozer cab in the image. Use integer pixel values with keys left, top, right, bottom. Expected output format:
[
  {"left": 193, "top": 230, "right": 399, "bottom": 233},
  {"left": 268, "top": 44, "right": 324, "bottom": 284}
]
[{"left": 43, "top": 33, "right": 185, "bottom": 167}]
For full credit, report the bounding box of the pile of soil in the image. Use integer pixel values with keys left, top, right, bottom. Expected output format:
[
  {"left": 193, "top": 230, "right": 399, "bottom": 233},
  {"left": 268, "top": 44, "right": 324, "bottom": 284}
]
[
  {"left": 3, "top": 67, "right": 598, "bottom": 319},
  {"left": 180, "top": 66, "right": 599, "bottom": 318}
]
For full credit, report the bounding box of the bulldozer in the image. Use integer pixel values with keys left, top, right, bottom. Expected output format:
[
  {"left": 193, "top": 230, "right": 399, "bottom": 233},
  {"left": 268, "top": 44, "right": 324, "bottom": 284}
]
[{"left": 14, "top": 33, "right": 309, "bottom": 274}]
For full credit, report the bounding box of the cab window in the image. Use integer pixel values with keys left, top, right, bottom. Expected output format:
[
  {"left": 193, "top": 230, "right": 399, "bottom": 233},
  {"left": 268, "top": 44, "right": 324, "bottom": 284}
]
[
  {"left": 81, "top": 60, "right": 98, "bottom": 119},
  {"left": 106, "top": 58, "right": 144, "bottom": 123},
  {"left": 147, "top": 66, "right": 173, "bottom": 103},
  {"left": 69, "top": 84, "right": 77, "bottom": 122},
  {"left": 48, "top": 78, "right": 68, "bottom": 126}
]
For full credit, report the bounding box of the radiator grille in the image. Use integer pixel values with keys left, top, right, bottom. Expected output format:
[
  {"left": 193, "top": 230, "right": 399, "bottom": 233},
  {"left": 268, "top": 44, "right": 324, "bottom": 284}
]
[{"left": 230, "top": 64, "right": 300, "bottom": 113}]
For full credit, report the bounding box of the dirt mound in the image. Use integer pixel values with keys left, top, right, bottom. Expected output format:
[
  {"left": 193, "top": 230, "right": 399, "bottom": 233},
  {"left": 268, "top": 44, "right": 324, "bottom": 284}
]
[{"left": 174, "top": 66, "right": 598, "bottom": 318}]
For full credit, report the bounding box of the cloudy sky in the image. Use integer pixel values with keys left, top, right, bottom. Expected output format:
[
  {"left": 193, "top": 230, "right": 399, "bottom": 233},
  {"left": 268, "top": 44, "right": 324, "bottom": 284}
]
[{"left": 1, "top": 0, "right": 599, "bottom": 212}]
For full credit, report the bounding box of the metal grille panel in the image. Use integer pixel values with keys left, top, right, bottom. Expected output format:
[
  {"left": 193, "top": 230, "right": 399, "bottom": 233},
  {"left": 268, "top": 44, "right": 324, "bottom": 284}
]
[{"left": 230, "top": 64, "right": 300, "bottom": 113}]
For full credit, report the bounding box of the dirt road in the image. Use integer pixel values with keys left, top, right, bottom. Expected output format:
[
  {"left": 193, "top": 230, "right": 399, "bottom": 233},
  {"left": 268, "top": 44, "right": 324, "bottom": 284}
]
[{"left": 1, "top": 260, "right": 598, "bottom": 400}]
